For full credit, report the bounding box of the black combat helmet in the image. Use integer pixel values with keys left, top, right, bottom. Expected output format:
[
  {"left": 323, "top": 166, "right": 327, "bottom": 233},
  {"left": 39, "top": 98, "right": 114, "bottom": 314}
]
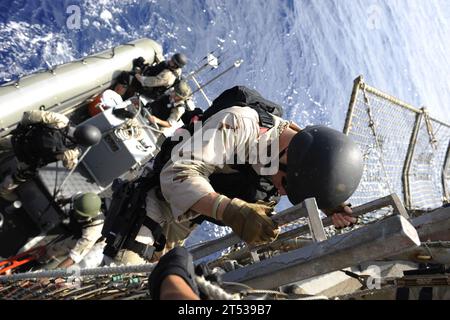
[
  {"left": 285, "top": 126, "right": 364, "bottom": 209},
  {"left": 171, "top": 53, "right": 188, "bottom": 68},
  {"left": 73, "top": 124, "right": 102, "bottom": 147}
]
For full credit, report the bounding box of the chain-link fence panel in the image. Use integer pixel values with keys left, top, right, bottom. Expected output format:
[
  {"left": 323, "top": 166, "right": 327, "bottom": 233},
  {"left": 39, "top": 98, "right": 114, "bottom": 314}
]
[
  {"left": 407, "top": 116, "right": 450, "bottom": 210},
  {"left": 343, "top": 76, "right": 450, "bottom": 215}
]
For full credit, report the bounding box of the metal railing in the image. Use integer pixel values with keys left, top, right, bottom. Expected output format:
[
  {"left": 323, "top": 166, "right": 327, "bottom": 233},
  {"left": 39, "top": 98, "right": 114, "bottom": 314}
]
[{"left": 344, "top": 76, "right": 450, "bottom": 213}]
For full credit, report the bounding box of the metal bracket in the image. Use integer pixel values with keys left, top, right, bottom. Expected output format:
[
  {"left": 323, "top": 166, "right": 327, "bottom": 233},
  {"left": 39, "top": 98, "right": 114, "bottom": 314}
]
[
  {"left": 304, "top": 198, "right": 327, "bottom": 242},
  {"left": 421, "top": 107, "right": 438, "bottom": 148},
  {"left": 142, "top": 245, "right": 155, "bottom": 261},
  {"left": 249, "top": 250, "right": 260, "bottom": 263},
  {"left": 402, "top": 112, "right": 423, "bottom": 210}
]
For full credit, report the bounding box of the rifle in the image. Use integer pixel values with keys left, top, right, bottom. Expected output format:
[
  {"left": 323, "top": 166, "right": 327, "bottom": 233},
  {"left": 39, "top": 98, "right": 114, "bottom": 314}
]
[{"left": 102, "top": 176, "right": 158, "bottom": 259}]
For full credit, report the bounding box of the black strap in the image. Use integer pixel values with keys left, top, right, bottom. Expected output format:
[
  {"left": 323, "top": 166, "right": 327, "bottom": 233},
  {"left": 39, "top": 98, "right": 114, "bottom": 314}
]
[
  {"left": 142, "top": 216, "right": 166, "bottom": 252},
  {"left": 252, "top": 103, "right": 275, "bottom": 128},
  {"left": 124, "top": 240, "right": 154, "bottom": 258},
  {"left": 170, "top": 68, "right": 180, "bottom": 81},
  {"left": 124, "top": 233, "right": 166, "bottom": 256},
  {"left": 396, "top": 287, "right": 410, "bottom": 300},
  {"left": 123, "top": 208, "right": 166, "bottom": 255},
  {"left": 123, "top": 178, "right": 167, "bottom": 255}
]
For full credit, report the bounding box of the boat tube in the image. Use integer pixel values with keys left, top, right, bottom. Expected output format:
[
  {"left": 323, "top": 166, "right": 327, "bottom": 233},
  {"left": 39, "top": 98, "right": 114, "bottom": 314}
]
[{"left": 0, "top": 38, "right": 163, "bottom": 136}]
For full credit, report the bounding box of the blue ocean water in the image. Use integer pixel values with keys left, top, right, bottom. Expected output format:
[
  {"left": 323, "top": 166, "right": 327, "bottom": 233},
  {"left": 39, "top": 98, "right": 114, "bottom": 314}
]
[{"left": 0, "top": 0, "right": 449, "bottom": 245}]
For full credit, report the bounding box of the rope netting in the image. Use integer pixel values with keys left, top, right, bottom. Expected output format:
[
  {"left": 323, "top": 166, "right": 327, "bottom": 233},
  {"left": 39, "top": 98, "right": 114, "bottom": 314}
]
[{"left": 408, "top": 117, "right": 450, "bottom": 210}]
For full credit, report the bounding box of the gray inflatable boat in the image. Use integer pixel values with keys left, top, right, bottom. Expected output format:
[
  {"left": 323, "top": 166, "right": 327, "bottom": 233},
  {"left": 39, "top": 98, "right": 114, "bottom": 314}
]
[{"left": 0, "top": 38, "right": 165, "bottom": 257}]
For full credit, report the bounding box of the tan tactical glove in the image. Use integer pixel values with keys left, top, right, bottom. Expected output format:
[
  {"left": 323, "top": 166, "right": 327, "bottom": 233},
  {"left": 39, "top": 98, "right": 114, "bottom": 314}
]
[{"left": 222, "top": 198, "right": 280, "bottom": 245}]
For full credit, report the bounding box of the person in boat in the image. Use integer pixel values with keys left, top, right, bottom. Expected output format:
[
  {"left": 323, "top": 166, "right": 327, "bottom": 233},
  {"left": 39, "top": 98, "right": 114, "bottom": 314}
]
[
  {"left": 101, "top": 86, "right": 363, "bottom": 265},
  {"left": 43, "top": 193, "right": 105, "bottom": 269},
  {"left": 87, "top": 89, "right": 125, "bottom": 117},
  {"left": 116, "top": 53, "right": 188, "bottom": 100},
  {"left": 0, "top": 110, "right": 102, "bottom": 201},
  {"left": 144, "top": 80, "right": 193, "bottom": 134}
]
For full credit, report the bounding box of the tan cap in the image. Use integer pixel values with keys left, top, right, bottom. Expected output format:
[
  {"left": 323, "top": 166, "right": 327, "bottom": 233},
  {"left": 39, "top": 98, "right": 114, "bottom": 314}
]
[{"left": 174, "top": 80, "right": 192, "bottom": 100}]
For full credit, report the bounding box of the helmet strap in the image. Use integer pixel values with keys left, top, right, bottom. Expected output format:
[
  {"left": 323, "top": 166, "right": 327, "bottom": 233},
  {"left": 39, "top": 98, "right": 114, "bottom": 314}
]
[
  {"left": 63, "top": 126, "right": 78, "bottom": 147},
  {"left": 66, "top": 126, "right": 76, "bottom": 138}
]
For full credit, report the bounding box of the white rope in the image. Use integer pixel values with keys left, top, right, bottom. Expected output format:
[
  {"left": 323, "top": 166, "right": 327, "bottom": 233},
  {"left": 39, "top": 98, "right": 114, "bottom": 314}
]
[
  {"left": 243, "top": 289, "right": 288, "bottom": 298},
  {"left": 194, "top": 276, "right": 239, "bottom": 300},
  {"left": 114, "top": 124, "right": 140, "bottom": 141},
  {"left": 0, "top": 263, "right": 156, "bottom": 283}
]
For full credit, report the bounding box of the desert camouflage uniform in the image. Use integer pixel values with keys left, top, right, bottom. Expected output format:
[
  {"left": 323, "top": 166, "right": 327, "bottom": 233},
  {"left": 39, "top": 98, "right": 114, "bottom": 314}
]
[
  {"left": 46, "top": 214, "right": 105, "bottom": 266},
  {"left": 138, "top": 68, "right": 182, "bottom": 89},
  {"left": 110, "top": 107, "right": 288, "bottom": 265}
]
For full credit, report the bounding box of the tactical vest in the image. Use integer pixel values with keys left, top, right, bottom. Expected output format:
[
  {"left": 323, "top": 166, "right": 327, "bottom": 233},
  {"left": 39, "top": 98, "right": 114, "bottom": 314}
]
[
  {"left": 202, "top": 86, "right": 283, "bottom": 127},
  {"left": 209, "top": 165, "right": 280, "bottom": 204},
  {"left": 153, "top": 86, "right": 284, "bottom": 223},
  {"left": 102, "top": 87, "right": 283, "bottom": 259},
  {"left": 11, "top": 124, "right": 74, "bottom": 168},
  {"left": 102, "top": 176, "right": 166, "bottom": 260},
  {"left": 143, "top": 61, "right": 169, "bottom": 77},
  {"left": 147, "top": 95, "right": 173, "bottom": 121},
  {"left": 141, "top": 62, "right": 180, "bottom": 99}
]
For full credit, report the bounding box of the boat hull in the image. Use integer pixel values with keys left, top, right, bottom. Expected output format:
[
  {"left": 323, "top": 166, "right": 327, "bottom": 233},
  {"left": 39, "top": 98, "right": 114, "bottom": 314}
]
[{"left": 0, "top": 38, "right": 163, "bottom": 136}]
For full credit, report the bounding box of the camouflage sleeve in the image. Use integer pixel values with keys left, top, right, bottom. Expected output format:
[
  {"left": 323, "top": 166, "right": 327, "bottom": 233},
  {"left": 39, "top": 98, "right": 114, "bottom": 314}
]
[
  {"left": 21, "top": 110, "right": 70, "bottom": 129},
  {"left": 138, "top": 69, "right": 177, "bottom": 88},
  {"left": 60, "top": 148, "right": 81, "bottom": 170},
  {"left": 167, "top": 106, "right": 186, "bottom": 126},
  {"left": 69, "top": 218, "right": 104, "bottom": 263},
  {"left": 160, "top": 107, "right": 260, "bottom": 218}
]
